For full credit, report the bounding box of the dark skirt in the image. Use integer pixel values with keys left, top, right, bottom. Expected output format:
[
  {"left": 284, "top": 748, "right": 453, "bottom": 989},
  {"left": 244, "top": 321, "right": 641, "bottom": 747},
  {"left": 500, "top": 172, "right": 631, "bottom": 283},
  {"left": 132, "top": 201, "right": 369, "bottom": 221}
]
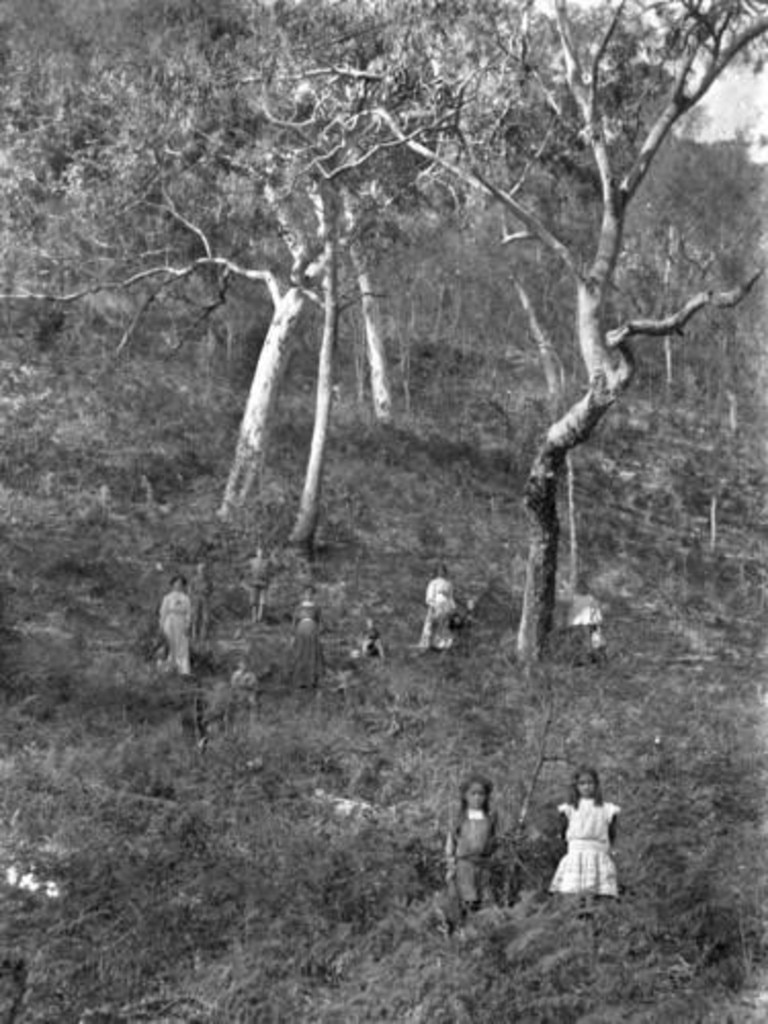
[{"left": 288, "top": 619, "right": 323, "bottom": 688}]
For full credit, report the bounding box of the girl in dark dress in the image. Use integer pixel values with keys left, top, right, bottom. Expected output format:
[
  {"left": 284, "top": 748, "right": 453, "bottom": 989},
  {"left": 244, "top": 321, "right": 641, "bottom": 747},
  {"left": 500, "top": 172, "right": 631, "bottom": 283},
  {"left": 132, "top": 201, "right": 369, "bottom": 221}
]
[
  {"left": 288, "top": 584, "right": 324, "bottom": 689},
  {"left": 439, "top": 774, "right": 498, "bottom": 934}
]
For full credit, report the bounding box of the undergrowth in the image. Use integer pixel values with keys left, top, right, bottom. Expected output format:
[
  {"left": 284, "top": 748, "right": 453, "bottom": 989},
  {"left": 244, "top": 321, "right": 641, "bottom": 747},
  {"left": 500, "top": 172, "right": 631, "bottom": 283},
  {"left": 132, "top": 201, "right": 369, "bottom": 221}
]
[{"left": 0, "top": 347, "right": 767, "bottom": 1023}]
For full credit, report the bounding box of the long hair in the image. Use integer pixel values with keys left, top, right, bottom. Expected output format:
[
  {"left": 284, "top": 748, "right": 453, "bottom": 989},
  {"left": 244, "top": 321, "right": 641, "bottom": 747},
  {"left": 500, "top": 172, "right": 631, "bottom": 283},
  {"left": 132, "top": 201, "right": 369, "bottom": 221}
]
[
  {"left": 458, "top": 773, "right": 493, "bottom": 817},
  {"left": 567, "top": 765, "right": 604, "bottom": 807}
]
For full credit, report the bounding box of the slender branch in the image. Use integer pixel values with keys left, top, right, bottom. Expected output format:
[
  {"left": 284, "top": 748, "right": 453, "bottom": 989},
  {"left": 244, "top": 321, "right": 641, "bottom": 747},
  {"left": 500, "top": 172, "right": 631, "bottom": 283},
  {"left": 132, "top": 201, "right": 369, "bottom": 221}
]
[
  {"left": 507, "top": 121, "right": 556, "bottom": 199},
  {"left": 684, "top": 15, "right": 768, "bottom": 109},
  {"left": 622, "top": 15, "right": 768, "bottom": 203},
  {"left": 155, "top": 194, "right": 212, "bottom": 259},
  {"left": 588, "top": 0, "right": 627, "bottom": 123},
  {"left": 310, "top": 130, "right": 421, "bottom": 181},
  {"left": 554, "top": 0, "right": 618, "bottom": 253},
  {"left": 516, "top": 688, "right": 554, "bottom": 833},
  {"left": 374, "top": 106, "right": 579, "bottom": 276},
  {"left": 304, "top": 65, "right": 384, "bottom": 83},
  {"left": 606, "top": 269, "right": 763, "bottom": 347},
  {"left": 532, "top": 69, "right": 563, "bottom": 117},
  {"left": 259, "top": 96, "right": 316, "bottom": 140},
  {"left": 470, "top": 163, "right": 580, "bottom": 279},
  {"left": 115, "top": 277, "right": 182, "bottom": 355},
  {"left": 501, "top": 230, "right": 534, "bottom": 244},
  {"left": 0, "top": 258, "right": 284, "bottom": 310}
]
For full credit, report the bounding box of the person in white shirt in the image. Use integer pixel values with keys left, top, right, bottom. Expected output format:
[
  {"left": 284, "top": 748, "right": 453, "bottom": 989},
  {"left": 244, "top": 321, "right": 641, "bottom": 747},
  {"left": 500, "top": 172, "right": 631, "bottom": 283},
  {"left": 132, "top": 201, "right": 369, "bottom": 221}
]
[{"left": 419, "top": 563, "right": 456, "bottom": 651}]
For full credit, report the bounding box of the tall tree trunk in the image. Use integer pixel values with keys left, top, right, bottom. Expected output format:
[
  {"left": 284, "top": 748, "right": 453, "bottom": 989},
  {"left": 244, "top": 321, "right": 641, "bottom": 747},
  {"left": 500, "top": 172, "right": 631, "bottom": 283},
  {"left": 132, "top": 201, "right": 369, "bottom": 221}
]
[
  {"left": 511, "top": 273, "right": 562, "bottom": 399},
  {"left": 218, "top": 287, "right": 306, "bottom": 518},
  {"left": 289, "top": 191, "right": 339, "bottom": 553},
  {"left": 565, "top": 452, "right": 577, "bottom": 594},
  {"left": 343, "top": 191, "right": 392, "bottom": 423},
  {"left": 517, "top": 446, "right": 565, "bottom": 662},
  {"left": 352, "top": 258, "right": 393, "bottom": 422},
  {"left": 517, "top": 281, "right": 634, "bottom": 660},
  {"left": 662, "top": 224, "right": 677, "bottom": 389}
]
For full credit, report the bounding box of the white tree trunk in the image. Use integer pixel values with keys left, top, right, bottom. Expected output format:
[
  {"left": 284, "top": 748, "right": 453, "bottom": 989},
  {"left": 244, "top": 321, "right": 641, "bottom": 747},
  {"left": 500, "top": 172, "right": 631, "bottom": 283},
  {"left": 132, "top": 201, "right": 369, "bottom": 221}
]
[
  {"left": 353, "top": 261, "right": 393, "bottom": 422},
  {"left": 512, "top": 274, "right": 562, "bottom": 399},
  {"left": 289, "top": 191, "right": 339, "bottom": 552},
  {"left": 218, "top": 286, "right": 306, "bottom": 518},
  {"left": 343, "top": 190, "right": 393, "bottom": 423}
]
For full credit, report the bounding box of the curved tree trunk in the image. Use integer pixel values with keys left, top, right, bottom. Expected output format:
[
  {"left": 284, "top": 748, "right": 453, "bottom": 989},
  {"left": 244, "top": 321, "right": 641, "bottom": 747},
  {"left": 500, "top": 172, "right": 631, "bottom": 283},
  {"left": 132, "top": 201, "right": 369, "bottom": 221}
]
[
  {"left": 218, "top": 286, "right": 306, "bottom": 518},
  {"left": 289, "top": 191, "right": 339, "bottom": 553},
  {"left": 517, "top": 281, "right": 634, "bottom": 660}
]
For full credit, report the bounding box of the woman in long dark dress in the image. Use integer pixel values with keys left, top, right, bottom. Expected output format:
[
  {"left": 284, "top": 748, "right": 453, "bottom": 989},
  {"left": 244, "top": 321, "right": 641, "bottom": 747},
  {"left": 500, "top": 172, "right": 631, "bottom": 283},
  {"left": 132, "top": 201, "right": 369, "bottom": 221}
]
[{"left": 288, "top": 584, "right": 324, "bottom": 689}]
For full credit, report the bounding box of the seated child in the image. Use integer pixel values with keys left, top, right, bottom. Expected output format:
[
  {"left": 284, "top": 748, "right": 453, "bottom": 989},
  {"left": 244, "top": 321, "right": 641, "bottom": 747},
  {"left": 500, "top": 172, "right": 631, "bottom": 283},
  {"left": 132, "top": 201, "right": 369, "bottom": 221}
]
[{"left": 360, "top": 618, "right": 385, "bottom": 659}]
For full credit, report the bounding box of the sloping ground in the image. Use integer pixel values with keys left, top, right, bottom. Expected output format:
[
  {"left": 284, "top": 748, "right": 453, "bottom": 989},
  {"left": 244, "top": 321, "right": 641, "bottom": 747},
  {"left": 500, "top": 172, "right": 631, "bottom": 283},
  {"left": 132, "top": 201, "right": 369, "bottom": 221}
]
[{"left": 0, "top": 371, "right": 767, "bottom": 1022}]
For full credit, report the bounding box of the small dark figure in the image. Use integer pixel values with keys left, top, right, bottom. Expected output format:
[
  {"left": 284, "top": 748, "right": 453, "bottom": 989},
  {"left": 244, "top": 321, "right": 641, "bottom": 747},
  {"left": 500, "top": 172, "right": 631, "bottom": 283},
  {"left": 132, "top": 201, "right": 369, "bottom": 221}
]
[
  {"left": 360, "top": 618, "right": 385, "bottom": 659},
  {"left": 190, "top": 560, "right": 213, "bottom": 646},
  {"left": 246, "top": 547, "right": 270, "bottom": 623},
  {"left": 449, "top": 597, "right": 475, "bottom": 633},
  {"left": 203, "top": 658, "right": 258, "bottom": 738},
  {"left": 287, "top": 584, "right": 324, "bottom": 689},
  {"left": 179, "top": 676, "right": 208, "bottom": 751},
  {"left": 550, "top": 765, "right": 620, "bottom": 916},
  {"left": 438, "top": 774, "right": 498, "bottom": 934},
  {"left": 158, "top": 574, "right": 191, "bottom": 676}
]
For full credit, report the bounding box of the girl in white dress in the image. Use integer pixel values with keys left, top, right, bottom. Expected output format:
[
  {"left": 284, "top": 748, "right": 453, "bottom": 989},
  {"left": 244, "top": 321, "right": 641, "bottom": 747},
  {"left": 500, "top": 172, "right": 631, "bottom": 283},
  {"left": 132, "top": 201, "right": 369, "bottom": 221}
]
[
  {"left": 419, "top": 563, "right": 456, "bottom": 650},
  {"left": 159, "top": 574, "right": 192, "bottom": 676},
  {"left": 550, "top": 766, "right": 619, "bottom": 909}
]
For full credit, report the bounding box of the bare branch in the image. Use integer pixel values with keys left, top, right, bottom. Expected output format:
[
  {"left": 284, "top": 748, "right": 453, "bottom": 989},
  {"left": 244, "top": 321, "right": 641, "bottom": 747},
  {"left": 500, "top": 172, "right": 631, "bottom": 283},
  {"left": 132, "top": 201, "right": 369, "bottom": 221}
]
[
  {"left": 588, "top": 0, "right": 627, "bottom": 121},
  {"left": 501, "top": 230, "right": 535, "bottom": 245},
  {"left": 115, "top": 277, "right": 183, "bottom": 355},
  {"left": 469, "top": 163, "right": 580, "bottom": 279},
  {"left": 304, "top": 65, "right": 384, "bottom": 84},
  {"left": 684, "top": 14, "right": 768, "bottom": 108},
  {"left": 0, "top": 259, "right": 284, "bottom": 313},
  {"left": 532, "top": 69, "right": 563, "bottom": 117},
  {"left": 554, "top": 0, "right": 617, "bottom": 222},
  {"left": 554, "top": 0, "right": 587, "bottom": 113},
  {"left": 259, "top": 97, "right": 316, "bottom": 142},
  {"left": 515, "top": 687, "right": 554, "bottom": 833},
  {"left": 374, "top": 108, "right": 579, "bottom": 280},
  {"left": 507, "top": 121, "right": 557, "bottom": 199},
  {"left": 619, "top": 43, "right": 697, "bottom": 201},
  {"left": 622, "top": 15, "right": 768, "bottom": 202},
  {"left": 155, "top": 194, "right": 212, "bottom": 259},
  {"left": 606, "top": 269, "right": 763, "bottom": 347}
]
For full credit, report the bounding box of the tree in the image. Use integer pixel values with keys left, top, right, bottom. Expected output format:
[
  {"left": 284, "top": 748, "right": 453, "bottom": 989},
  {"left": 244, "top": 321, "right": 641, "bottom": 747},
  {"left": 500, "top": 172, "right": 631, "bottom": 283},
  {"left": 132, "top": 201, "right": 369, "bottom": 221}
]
[
  {"left": 360, "top": 0, "right": 767, "bottom": 660},
  {"left": 343, "top": 188, "right": 393, "bottom": 423},
  {"left": 288, "top": 183, "right": 340, "bottom": 552}
]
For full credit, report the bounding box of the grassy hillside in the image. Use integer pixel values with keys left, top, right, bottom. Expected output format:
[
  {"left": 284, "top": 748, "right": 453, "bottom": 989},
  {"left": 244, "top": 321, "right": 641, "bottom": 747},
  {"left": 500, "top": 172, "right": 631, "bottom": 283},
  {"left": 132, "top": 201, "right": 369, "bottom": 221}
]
[{"left": 1, "top": 322, "right": 767, "bottom": 1023}]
